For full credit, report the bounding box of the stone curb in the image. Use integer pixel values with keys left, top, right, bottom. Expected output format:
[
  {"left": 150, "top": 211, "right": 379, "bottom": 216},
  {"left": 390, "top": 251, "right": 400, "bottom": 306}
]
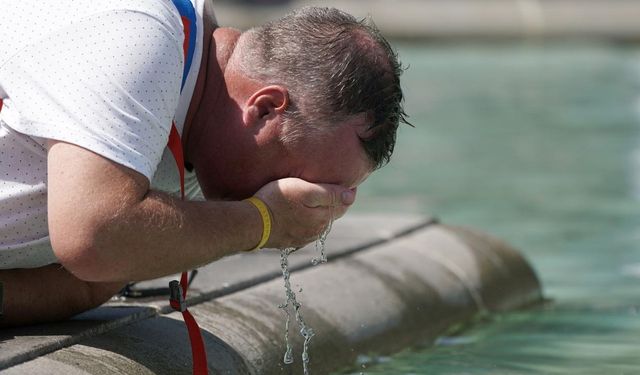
[{"left": 2, "top": 222, "right": 542, "bottom": 374}]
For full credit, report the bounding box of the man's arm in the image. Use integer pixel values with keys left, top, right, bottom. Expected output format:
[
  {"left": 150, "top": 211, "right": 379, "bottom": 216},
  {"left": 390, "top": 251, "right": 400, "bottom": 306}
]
[
  {"left": 47, "top": 141, "right": 353, "bottom": 282},
  {"left": 0, "top": 265, "right": 124, "bottom": 327}
]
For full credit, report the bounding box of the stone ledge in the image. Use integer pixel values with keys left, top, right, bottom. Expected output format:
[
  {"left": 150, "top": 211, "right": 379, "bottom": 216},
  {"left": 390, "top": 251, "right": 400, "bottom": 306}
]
[{"left": 0, "top": 214, "right": 542, "bottom": 374}]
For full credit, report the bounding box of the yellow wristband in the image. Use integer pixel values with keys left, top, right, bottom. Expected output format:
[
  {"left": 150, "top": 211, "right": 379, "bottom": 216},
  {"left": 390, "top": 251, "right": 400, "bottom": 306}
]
[{"left": 244, "top": 197, "right": 272, "bottom": 251}]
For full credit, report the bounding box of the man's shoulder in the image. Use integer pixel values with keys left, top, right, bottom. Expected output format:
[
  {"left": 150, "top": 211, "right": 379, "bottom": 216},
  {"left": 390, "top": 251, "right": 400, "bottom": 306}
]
[{"left": 76, "top": 0, "right": 184, "bottom": 33}]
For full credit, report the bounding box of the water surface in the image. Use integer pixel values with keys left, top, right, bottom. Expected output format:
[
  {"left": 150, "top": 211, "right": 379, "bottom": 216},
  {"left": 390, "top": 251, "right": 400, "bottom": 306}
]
[{"left": 343, "top": 42, "right": 640, "bottom": 374}]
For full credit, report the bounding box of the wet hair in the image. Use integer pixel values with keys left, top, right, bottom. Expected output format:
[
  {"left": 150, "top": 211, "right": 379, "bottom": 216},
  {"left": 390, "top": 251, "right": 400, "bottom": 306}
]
[{"left": 235, "top": 6, "right": 409, "bottom": 170}]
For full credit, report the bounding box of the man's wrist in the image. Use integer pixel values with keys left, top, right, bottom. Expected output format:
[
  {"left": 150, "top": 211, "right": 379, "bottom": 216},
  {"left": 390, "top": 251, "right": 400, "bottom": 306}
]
[{"left": 244, "top": 197, "right": 272, "bottom": 251}]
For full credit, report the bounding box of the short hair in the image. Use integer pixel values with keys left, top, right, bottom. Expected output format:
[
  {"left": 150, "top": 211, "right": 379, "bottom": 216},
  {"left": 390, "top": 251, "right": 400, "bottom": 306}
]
[{"left": 235, "top": 6, "right": 409, "bottom": 170}]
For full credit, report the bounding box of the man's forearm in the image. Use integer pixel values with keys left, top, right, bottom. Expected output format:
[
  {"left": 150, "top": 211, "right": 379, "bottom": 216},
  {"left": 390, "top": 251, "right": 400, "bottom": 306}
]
[
  {"left": 46, "top": 141, "right": 264, "bottom": 282},
  {"left": 55, "top": 190, "right": 263, "bottom": 283}
]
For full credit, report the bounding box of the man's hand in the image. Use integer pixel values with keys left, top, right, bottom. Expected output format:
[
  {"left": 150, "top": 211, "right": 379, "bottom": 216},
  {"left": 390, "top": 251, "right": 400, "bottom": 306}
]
[{"left": 253, "top": 178, "right": 356, "bottom": 249}]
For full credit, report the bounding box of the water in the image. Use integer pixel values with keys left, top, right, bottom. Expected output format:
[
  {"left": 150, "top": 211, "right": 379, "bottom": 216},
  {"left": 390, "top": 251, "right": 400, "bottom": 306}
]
[
  {"left": 279, "top": 216, "right": 334, "bottom": 374},
  {"left": 337, "top": 42, "right": 640, "bottom": 374},
  {"left": 279, "top": 247, "right": 315, "bottom": 373},
  {"left": 311, "top": 208, "right": 332, "bottom": 266}
]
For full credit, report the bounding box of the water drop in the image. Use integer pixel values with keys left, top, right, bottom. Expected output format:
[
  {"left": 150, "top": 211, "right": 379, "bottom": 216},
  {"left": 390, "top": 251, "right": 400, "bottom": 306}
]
[{"left": 283, "top": 347, "right": 294, "bottom": 364}]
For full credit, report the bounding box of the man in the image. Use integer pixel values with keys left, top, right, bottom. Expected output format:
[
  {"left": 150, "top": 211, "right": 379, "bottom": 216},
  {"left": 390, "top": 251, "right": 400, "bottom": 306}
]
[{"left": 0, "top": 1, "right": 407, "bottom": 326}]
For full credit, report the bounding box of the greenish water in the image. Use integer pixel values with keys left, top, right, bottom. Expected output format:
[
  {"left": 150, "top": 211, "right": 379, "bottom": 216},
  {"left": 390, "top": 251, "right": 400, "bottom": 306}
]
[{"left": 344, "top": 42, "right": 640, "bottom": 374}]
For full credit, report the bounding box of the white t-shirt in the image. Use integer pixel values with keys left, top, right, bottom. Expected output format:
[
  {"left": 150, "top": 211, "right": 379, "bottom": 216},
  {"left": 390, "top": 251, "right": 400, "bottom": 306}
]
[{"left": 0, "top": 0, "right": 206, "bottom": 269}]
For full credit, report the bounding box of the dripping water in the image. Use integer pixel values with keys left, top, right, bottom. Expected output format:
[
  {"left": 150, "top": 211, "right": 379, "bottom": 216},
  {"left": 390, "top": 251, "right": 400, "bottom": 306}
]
[
  {"left": 311, "top": 214, "right": 332, "bottom": 266},
  {"left": 279, "top": 214, "right": 334, "bottom": 374}
]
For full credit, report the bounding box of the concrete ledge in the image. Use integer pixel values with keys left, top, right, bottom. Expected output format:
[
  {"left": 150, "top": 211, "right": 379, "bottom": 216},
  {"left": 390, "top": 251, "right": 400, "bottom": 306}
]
[{"left": 0, "top": 215, "right": 542, "bottom": 374}]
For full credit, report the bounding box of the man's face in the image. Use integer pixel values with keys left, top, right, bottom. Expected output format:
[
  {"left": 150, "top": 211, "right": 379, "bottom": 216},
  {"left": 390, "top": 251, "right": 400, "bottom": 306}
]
[
  {"left": 279, "top": 120, "right": 373, "bottom": 191},
  {"left": 200, "top": 118, "right": 372, "bottom": 201}
]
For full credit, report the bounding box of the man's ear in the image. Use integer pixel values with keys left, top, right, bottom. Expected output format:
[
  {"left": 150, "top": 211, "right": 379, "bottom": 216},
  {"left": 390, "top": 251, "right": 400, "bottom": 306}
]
[{"left": 243, "top": 85, "right": 289, "bottom": 127}]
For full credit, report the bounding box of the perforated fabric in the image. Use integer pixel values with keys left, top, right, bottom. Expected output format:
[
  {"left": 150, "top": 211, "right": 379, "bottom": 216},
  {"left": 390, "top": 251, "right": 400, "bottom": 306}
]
[{"left": 0, "top": 0, "right": 205, "bottom": 268}]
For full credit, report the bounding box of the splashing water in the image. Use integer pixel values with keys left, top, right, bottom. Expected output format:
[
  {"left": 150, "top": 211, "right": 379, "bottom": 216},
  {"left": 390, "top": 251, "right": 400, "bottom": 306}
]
[{"left": 279, "top": 216, "right": 334, "bottom": 374}]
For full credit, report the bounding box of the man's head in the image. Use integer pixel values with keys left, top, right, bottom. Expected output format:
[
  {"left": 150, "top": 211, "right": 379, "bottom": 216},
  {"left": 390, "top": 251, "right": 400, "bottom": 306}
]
[
  {"left": 193, "top": 7, "right": 408, "bottom": 200},
  {"left": 235, "top": 7, "right": 407, "bottom": 168}
]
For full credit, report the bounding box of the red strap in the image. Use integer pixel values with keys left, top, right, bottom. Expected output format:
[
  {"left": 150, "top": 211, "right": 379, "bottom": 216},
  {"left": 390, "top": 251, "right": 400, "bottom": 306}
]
[
  {"left": 167, "top": 127, "right": 209, "bottom": 375},
  {"left": 182, "top": 309, "right": 208, "bottom": 374},
  {"left": 166, "top": 11, "right": 208, "bottom": 374}
]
